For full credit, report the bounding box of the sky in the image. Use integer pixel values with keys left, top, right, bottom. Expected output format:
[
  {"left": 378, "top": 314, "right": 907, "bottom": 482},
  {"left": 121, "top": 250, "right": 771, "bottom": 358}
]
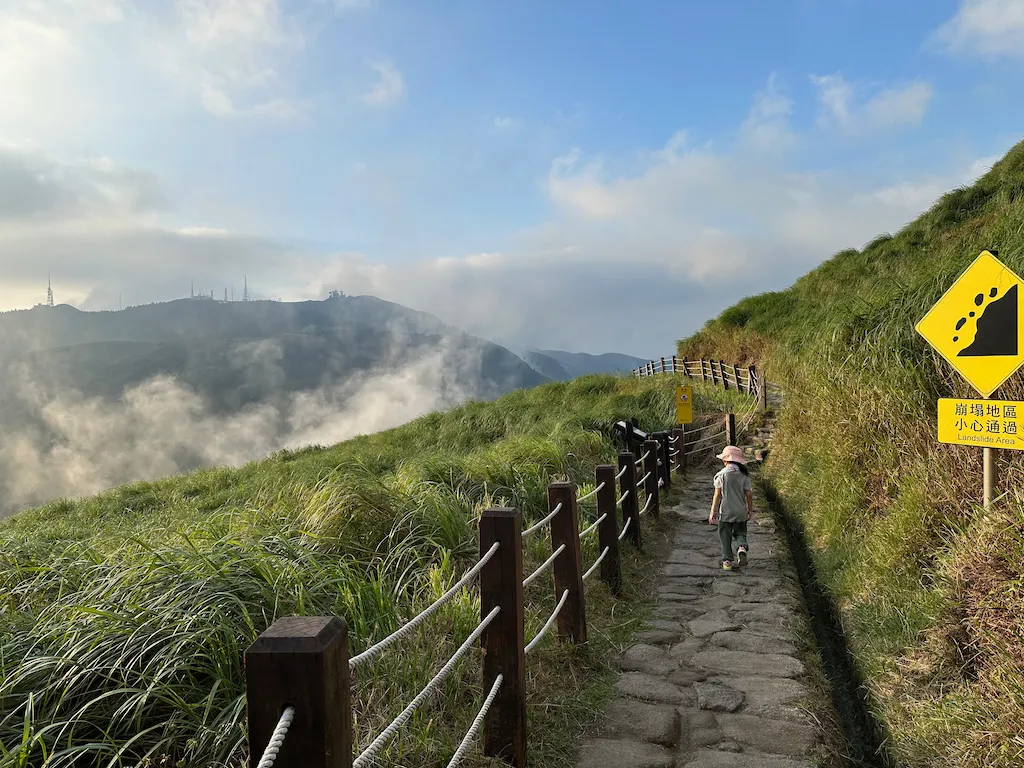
[{"left": 1, "top": 0, "right": 1023, "bottom": 357}]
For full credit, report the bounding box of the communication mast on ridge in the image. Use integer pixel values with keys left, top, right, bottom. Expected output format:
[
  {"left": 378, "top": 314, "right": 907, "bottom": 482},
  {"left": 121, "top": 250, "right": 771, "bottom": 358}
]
[
  {"left": 46, "top": 274, "right": 54, "bottom": 307},
  {"left": 243, "top": 274, "right": 250, "bottom": 302}
]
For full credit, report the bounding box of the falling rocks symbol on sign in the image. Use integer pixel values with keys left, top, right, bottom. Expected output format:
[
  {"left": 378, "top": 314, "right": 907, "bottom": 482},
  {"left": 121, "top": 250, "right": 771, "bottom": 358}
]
[{"left": 957, "top": 284, "right": 1018, "bottom": 357}]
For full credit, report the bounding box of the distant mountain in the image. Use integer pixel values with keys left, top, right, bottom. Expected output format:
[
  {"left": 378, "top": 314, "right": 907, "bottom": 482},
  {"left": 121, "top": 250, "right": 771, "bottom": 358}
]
[
  {"left": 530, "top": 349, "right": 648, "bottom": 378},
  {"left": 0, "top": 295, "right": 548, "bottom": 514},
  {"left": 522, "top": 351, "right": 572, "bottom": 381}
]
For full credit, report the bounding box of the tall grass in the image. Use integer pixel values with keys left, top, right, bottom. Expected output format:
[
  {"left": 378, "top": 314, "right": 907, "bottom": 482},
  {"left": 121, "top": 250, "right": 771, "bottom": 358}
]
[
  {"left": 680, "top": 138, "right": 1024, "bottom": 766},
  {"left": 0, "top": 374, "right": 743, "bottom": 767}
]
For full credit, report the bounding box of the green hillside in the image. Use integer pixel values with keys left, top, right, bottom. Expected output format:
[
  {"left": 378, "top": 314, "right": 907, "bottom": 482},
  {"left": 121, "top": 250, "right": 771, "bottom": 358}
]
[
  {"left": 680, "top": 139, "right": 1024, "bottom": 766},
  {"left": 0, "top": 374, "right": 748, "bottom": 768}
]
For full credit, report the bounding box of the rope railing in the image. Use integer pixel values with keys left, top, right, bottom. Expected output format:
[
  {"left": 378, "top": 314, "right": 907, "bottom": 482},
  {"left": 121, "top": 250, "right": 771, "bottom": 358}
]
[
  {"left": 353, "top": 606, "right": 501, "bottom": 768},
  {"left": 576, "top": 482, "right": 606, "bottom": 503},
  {"left": 579, "top": 512, "right": 608, "bottom": 539},
  {"left": 524, "top": 590, "right": 569, "bottom": 654},
  {"left": 246, "top": 401, "right": 740, "bottom": 768},
  {"left": 446, "top": 675, "right": 503, "bottom": 768},
  {"left": 522, "top": 502, "right": 562, "bottom": 540},
  {"left": 582, "top": 547, "right": 610, "bottom": 581},
  {"left": 523, "top": 544, "right": 566, "bottom": 588},
  {"left": 350, "top": 541, "right": 501, "bottom": 669},
  {"left": 255, "top": 706, "right": 295, "bottom": 768}
]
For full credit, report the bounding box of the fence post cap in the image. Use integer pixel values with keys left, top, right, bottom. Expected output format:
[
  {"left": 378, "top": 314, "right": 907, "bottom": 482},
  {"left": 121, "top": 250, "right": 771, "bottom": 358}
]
[
  {"left": 481, "top": 506, "right": 519, "bottom": 518},
  {"left": 547, "top": 481, "right": 575, "bottom": 490},
  {"left": 246, "top": 616, "right": 348, "bottom": 654}
]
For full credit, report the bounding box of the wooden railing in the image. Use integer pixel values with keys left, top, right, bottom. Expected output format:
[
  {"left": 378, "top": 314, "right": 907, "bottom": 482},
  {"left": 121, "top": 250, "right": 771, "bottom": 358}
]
[
  {"left": 632, "top": 355, "right": 769, "bottom": 412},
  {"left": 242, "top": 419, "right": 732, "bottom": 768}
]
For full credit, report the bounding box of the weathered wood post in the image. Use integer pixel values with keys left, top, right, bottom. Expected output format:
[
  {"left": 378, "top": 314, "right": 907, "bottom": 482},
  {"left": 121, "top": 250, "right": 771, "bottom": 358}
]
[
  {"left": 681, "top": 357, "right": 689, "bottom": 377},
  {"left": 719, "top": 361, "right": 729, "bottom": 391},
  {"left": 479, "top": 508, "right": 527, "bottom": 766},
  {"left": 547, "top": 483, "right": 587, "bottom": 644},
  {"left": 726, "top": 413, "right": 737, "bottom": 447},
  {"left": 671, "top": 427, "right": 687, "bottom": 475},
  {"left": 660, "top": 356, "right": 667, "bottom": 374},
  {"left": 595, "top": 464, "right": 621, "bottom": 595},
  {"left": 732, "top": 363, "right": 743, "bottom": 393},
  {"left": 624, "top": 420, "right": 635, "bottom": 451},
  {"left": 672, "top": 355, "right": 679, "bottom": 374},
  {"left": 655, "top": 431, "right": 672, "bottom": 490},
  {"left": 642, "top": 439, "right": 660, "bottom": 518},
  {"left": 705, "top": 359, "right": 713, "bottom": 385},
  {"left": 618, "top": 452, "right": 641, "bottom": 548},
  {"left": 245, "top": 616, "right": 352, "bottom": 768}
]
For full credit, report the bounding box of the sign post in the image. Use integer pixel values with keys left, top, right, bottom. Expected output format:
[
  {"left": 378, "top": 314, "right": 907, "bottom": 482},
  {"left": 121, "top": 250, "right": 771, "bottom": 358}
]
[
  {"left": 916, "top": 250, "right": 1024, "bottom": 508},
  {"left": 675, "top": 386, "right": 693, "bottom": 425}
]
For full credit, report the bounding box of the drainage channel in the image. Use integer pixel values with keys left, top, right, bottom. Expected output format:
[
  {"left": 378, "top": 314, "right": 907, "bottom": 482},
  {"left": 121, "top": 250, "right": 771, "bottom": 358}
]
[{"left": 761, "top": 479, "right": 895, "bottom": 768}]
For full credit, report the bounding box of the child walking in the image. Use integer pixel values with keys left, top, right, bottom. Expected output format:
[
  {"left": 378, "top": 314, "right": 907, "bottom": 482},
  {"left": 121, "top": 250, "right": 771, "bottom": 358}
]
[{"left": 707, "top": 445, "right": 754, "bottom": 571}]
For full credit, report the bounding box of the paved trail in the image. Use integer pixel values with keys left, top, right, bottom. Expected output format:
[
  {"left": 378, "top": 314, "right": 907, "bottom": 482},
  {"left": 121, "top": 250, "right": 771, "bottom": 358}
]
[{"left": 577, "top": 467, "right": 826, "bottom": 768}]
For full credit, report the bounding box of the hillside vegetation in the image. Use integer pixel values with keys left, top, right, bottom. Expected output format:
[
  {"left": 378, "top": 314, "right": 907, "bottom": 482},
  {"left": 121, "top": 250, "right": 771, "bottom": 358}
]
[
  {"left": 0, "top": 374, "right": 748, "bottom": 767},
  {"left": 680, "top": 138, "right": 1024, "bottom": 766}
]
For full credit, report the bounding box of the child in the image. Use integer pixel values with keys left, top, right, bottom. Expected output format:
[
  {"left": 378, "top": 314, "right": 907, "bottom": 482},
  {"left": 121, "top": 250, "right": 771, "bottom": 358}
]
[{"left": 707, "top": 445, "right": 754, "bottom": 571}]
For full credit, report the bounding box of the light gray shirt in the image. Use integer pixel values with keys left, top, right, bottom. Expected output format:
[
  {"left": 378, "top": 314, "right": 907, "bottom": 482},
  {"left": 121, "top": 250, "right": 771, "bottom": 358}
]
[{"left": 713, "top": 464, "right": 752, "bottom": 523}]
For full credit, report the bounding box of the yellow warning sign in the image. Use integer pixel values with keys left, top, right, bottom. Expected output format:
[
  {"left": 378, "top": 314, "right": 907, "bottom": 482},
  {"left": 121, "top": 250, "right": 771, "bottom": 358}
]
[
  {"left": 675, "top": 386, "right": 693, "bottom": 424},
  {"left": 938, "top": 398, "right": 1024, "bottom": 450},
  {"left": 915, "top": 250, "right": 1024, "bottom": 397}
]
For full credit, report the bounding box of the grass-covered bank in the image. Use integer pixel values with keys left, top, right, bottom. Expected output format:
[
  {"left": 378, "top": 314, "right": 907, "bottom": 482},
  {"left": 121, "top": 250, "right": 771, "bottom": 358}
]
[
  {"left": 0, "top": 374, "right": 748, "bottom": 767},
  {"left": 680, "top": 139, "right": 1024, "bottom": 766}
]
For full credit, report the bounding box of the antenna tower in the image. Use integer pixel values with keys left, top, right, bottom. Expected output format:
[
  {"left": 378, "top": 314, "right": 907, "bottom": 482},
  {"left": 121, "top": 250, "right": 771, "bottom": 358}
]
[
  {"left": 47, "top": 274, "right": 54, "bottom": 307},
  {"left": 243, "top": 274, "right": 250, "bottom": 302}
]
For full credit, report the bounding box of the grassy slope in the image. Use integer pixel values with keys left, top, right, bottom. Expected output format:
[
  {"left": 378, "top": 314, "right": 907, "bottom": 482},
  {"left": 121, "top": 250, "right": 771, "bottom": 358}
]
[
  {"left": 0, "top": 374, "right": 749, "bottom": 768},
  {"left": 680, "top": 139, "right": 1024, "bottom": 766}
]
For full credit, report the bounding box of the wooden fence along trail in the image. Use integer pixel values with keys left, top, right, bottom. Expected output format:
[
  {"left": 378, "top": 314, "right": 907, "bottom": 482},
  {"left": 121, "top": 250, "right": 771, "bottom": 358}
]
[{"left": 244, "top": 360, "right": 769, "bottom": 768}]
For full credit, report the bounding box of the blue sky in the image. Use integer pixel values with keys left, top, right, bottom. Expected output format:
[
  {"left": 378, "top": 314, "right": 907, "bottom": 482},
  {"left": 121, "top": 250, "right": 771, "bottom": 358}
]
[{"left": 1, "top": 0, "right": 1022, "bottom": 355}]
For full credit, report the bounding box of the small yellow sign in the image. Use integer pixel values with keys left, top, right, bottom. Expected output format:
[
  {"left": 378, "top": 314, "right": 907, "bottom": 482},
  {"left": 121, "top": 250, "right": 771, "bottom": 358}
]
[
  {"left": 675, "top": 386, "right": 693, "bottom": 425},
  {"left": 915, "top": 250, "right": 1024, "bottom": 397},
  {"left": 938, "top": 398, "right": 1024, "bottom": 450}
]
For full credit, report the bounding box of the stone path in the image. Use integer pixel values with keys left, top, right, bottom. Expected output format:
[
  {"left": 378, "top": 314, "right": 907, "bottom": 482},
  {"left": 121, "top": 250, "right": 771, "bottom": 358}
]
[{"left": 577, "top": 465, "right": 826, "bottom": 768}]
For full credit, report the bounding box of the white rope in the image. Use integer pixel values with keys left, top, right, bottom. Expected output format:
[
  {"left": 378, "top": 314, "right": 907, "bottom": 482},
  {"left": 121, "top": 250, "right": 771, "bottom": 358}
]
[
  {"left": 657, "top": 459, "right": 663, "bottom": 467},
  {"left": 639, "top": 494, "right": 654, "bottom": 517},
  {"left": 670, "top": 449, "right": 679, "bottom": 457},
  {"left": 686, "top": 430, "right": 727, "bottom": 448},
  {"left": 525, "top": 590, "right": 569, "bottom": 654},
  {"left": 668, "top": 436, "right": 678, "bottom": 444},
  {"left": 618, "top": 516, "right": 633, "bottom": 541},
  {"left": 583, "top": 547, "right": 610, "bottom": 581},
  {"left": 579, "top": 512, "right": 608, "bottom": 539},
  {"left": 615, "top": 465, "right": 628, "bottom": 480},
  {"left": 523, "top": 544, "right": 565, "bottom": 588},
  {"left": 638, "top": 471, "right": 652, "bottom": 485},
  {"left": 658, "top": 478, "right": 664, "bottom": 488},
  {"left": 522, "top": 502, "right": 562, "bottom": 540},
  {"left": 255, "top": 706, "right": 295, "bottom": 768},
  {"left": 350, "top": 542, "right": 500, "bottom": 669},
  {"left": 446, "top": 675, "right": 503, "bottom": 768},
  {"left": 616, "top": 489, "right": 630, "bottom": 505},
  {"left": 576, "top": 482, "right": 606, "bottom": 503},
  {"left": 354, "top": 607, "right": 501, "bottom": 768}
]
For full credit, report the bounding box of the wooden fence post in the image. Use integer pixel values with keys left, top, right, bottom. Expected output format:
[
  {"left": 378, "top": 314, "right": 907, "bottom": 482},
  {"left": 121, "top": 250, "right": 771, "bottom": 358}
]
[
  {"left": 548, "top": 483, "right": 587, "bottom": 644},
  {"left": 660, "top": 356, "right": 667, "bottom": 374},
  {"left": 681, "top": 357, "right": 689, "bottom": 377},
  {"left": 479, "top": 508, "right": 527, "bottom": 766},
  {"left": 671, "top": 355, "right": 678, "bottom": 374},
  {"left": 726, "top": 413, "right": 737, "bottom": 447},
  {"left": 655, "top": 432, "right": 671, "bottom": 490},
  {"left": 732, "top": 363, "right": 743, "bottom": 394},
  {"left": 642, "top": 439, "right": 660, "bottom": 518},
  {"left": 595, "top": 464, "right": 621, "bottom": 595},
  {"left": 719, "top": 361, "right": 729, "bottom": 391},
  {"left": 618, "top": 452, "right": 641, "bottom": 548},
  {"left": 671, "top": 427, "right": 687, "bottom": 475},
  {"left": 245, "top": 616, "right": 352, "bottom": 768}
]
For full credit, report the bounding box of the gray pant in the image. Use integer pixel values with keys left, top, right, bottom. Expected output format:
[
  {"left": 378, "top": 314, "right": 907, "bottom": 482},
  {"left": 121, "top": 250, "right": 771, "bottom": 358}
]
[{"left": 718, "top": 521, "right": 748, "bottom": 563}]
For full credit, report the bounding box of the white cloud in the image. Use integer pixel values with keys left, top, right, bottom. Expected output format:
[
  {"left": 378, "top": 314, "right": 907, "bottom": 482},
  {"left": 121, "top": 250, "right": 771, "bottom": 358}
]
[
  {"left": 361, "top": 60, "right": 405, "bottom": 106},
  {"left": 811, "top": 74, "right": 933, "bottom": 133},
  {"left": 932, "top": 0, "right": 1024, "bottom": 58}
]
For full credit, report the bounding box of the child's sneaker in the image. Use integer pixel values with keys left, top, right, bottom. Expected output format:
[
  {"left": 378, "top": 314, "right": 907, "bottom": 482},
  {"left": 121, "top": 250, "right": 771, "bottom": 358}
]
[
  {"left": 737, "top": 547, "right": 748, "bottom": 567},
  {"left": 722, "top": 560, "right": 733, "bottom": 571}
]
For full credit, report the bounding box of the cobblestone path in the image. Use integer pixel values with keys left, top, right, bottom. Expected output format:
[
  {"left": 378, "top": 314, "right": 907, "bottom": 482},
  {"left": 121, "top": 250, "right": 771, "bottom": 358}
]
[{"left": 577, "top": 467, "right": 827, "bottom": 768}]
